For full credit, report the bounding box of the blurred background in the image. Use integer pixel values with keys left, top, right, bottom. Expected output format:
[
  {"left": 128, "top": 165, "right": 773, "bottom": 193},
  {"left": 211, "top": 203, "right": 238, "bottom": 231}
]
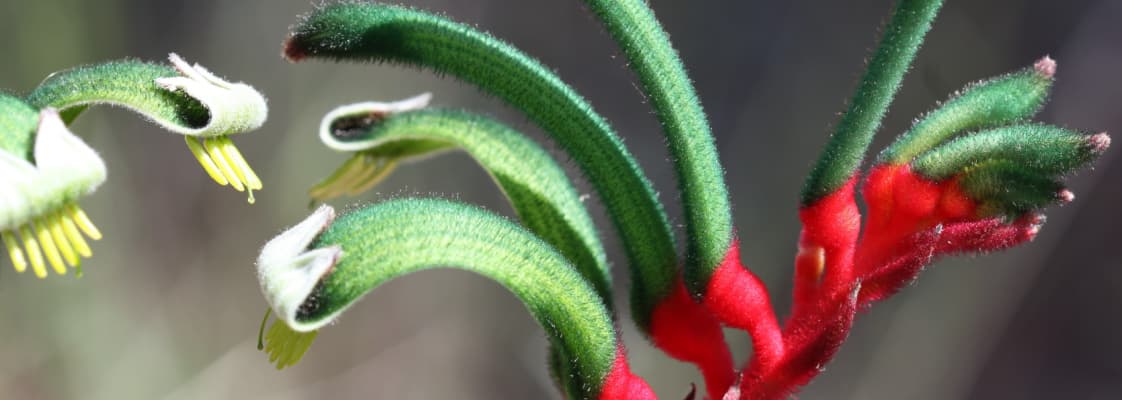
[{"left": 1, "top": 0, "right": 1120, "bottom": 398}]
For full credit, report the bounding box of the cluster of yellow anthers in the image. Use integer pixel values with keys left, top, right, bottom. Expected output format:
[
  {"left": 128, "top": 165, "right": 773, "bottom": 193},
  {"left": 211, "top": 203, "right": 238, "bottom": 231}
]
[
  {"left": 184, "top": 135, "right": 263, "bottom": 203},
  {"left": 155, "top": 53, "right": 267, "bottom": 204},
  {"left": 1, "top": 109, "right": 106, "bottom": 278},
  {"left": 307, "top": 153, "right": 397, "bottom": 202},
  {"left": 2, "top": 204, "right": 101, "bottom": 278},
  {"left": 307, "top": 94, "right": 431, "bottom": 202},
  {"left": 257, "top": 310, "right": 318, "bottom": 370}
]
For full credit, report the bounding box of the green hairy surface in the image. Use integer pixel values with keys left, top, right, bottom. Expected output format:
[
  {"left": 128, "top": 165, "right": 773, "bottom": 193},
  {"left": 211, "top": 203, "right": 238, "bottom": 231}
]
[
  {"left": 881, "top": 64, "right": 1053, "bottom": 164},
  {"left": 26, "top": 61, "right": 210, "bottom": 129},
  {"left": 0, "top": 94, "right": 38, "bottom": 160},
  {"left": 286, "top": 3, "right": 676, "bottom": 331},
  {"left": 913, "top": 124, "right": 1100, "bottom": 180},
  {"left": 958, "top": 159, "right": 1065, "bottom": 217},
  {"left": 303, "top": 198, "right": 616, "bottom": 399},
  {"left": 583, "top": 0, "right": 732, "bottom": 290},
  {"left": 802, "top": 0, "right": 943, "bottom": 205},
  {"left": 323, "top": 109, "right": 612, "bottom": 303}
]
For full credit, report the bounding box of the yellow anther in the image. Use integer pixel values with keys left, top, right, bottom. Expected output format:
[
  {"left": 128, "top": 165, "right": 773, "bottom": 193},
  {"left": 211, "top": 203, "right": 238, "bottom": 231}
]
[
  {"left": 218, "top": 137, "right": 263, "bottom": 190},
  {"left": 204, "top": 137, "right": 244, "bottom": 192},
  {"left": 349, "top": 159, "right": 398, "bottom": 195},
  {"left": 185, "top": 136, "right": 229, "bottom": 186},
  {"left": 3, "top": 231, "right": 28, "bottom": 273},
  {"left": 263, "top": 320, "right": 319, "bottom": 370},
  {"left": 66, "top": 203, "right": 102, "bottom": 240},
  {"left": 329, "top": 156, "right": 376, "bottom": 198},
  {"left": 18, "top": 225, "right": 47, "bottom": 278},
  {"left": 34, "top": 219, "right": 67, "bottom": 275},
  {"left": 48, "top": 213, "right": 80, "bottom": 267},
  {"left": 58, "top": 210, "right": 92, "bottom": 258},
  {"left": 309, "top": 155, "right": 367, "bottom": 200}
]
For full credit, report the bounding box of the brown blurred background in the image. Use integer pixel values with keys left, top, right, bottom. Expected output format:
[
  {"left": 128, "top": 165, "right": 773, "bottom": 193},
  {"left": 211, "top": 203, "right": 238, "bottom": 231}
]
[{"left": 1, "top": 0, "right": 1120, "bottom": 399}]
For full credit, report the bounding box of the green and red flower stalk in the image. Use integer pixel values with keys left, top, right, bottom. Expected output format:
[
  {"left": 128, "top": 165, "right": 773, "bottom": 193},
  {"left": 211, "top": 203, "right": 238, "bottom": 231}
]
[{"left": 252, "top": 1, "right": 1110, "bottom": 399}]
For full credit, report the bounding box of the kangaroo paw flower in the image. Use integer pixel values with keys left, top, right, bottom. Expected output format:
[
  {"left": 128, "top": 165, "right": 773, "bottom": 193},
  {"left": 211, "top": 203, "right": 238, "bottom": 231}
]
[
  {"left": 1, "top": 101, "right": 105, "bottom": 278},
  {"left": 27, "top": 53, "right": 268, "bottom": 203}
]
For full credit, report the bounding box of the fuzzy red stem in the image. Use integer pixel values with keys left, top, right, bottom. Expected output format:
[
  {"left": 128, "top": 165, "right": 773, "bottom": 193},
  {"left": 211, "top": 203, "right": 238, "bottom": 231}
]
[
  {"left": 704, "top": 240, "right": 785, "bottom": 371},
  {"left": 599, "top": 347, "right": 657, "bottom": 400},
  {"left": 650, "top": 279, "right": 736, "bottom": 400}
]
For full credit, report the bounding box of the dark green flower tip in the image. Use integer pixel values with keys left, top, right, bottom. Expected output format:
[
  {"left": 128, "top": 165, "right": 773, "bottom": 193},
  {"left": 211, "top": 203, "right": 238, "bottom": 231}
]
[
  {"left": 880, "top": 56, "right": 1056, "bottom": 165},
  {"left": 957, "top": 159, "right": 1069, "bottom": 218},
  {"left": 912, "top": 124, "right": 1109, "bottom": 180}
]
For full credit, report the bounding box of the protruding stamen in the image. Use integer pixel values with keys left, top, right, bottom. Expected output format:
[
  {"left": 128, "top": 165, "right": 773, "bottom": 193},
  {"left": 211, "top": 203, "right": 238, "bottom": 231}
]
[
  {"left": 67, "top": 203, "right": 102, "bottom": 240},
  {"left": 257, "top": 308, "right": 273, "bottom": 351},
  {"left": 2, "top": 231, "right": 28, "bottom": 273},
  {"left": 263, "top": 320, "right": 319, "bottom": 370},
  {"left": 58, "top": 210, "right": 92, "bottom": 258},
  {"left": 185, "top": 136, "right": 229, "bottom": 186},
  {"left": 204, "top": 138, "right": 244, "bottom": 192},
  {"left": 218, "top": 137, "right": 262, "bottom": 190},
  {"left": 48, "top": 213, "right": 80, "bottom": 267},
  {"left": 18, "top": 225, "right": 47, "bottom": 278},
  {"left": 309, "top": 155, "right": 368, "bottom": 200},
  {"left": 348, "top": 159, "right": 398, "bottom": 195},
  {"left": 34, "top": 219, "right": 67, "bottom": 275}
]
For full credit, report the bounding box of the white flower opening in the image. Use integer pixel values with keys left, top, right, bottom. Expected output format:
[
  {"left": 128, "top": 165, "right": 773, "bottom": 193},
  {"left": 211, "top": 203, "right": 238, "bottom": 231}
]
[
  {"left": 1, "top": 109, "right": 106, "bottom": 278},
  {"left": 157, "top": 53, "right": 267, "bottom": 203},
  {"left": 256, "top": 205, "right": 343, "bottom": 332}
]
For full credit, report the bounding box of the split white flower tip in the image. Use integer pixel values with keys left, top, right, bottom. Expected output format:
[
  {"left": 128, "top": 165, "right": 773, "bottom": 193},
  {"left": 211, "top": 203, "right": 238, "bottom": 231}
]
[
  {"left": 257, "top": 205, "right": 342, "bottom": 331},
  {"left": 155, "top": 53, "right": 269, "bottom": 137}
]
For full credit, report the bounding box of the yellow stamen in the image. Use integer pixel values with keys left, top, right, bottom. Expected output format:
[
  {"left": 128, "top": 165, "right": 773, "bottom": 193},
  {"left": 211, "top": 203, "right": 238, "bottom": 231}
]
[
  {"left": 328, "top": 156, "right": 376, "bottom": 198},
  {"left": 3, "top": 231, "right": 28, "bottom": 273},
  {"left": 309, "top": 155, "right": 367, "bottom": 200},
  {"left": 18, "top": 225, "right": 47, "bottom": 278},
  {"left": 203, "top": 137, "right": 244, "bottom": 192},
  {"left": 348, "top": 159, "right": 398, "bottom": 195},
  {"left": 48, "top": 213, "right": 80, "bottom": 267},
  {"left": 34, "top": 218, "right": 67, "bottom": 275},
  {"left": 66, "top": 203, "right": 102, "bottom": 240},
  {"left": 58, "top": 210, "right": 92, "bottom": 258},
  {"left": 218, "top": 137, "right": 262, "bottom": 190},
  {"left": 263, "top": 320, "right": 319, "bottom": 370},
  {"left": 185, "top": 136, "right": 229, "bottom": 186}
]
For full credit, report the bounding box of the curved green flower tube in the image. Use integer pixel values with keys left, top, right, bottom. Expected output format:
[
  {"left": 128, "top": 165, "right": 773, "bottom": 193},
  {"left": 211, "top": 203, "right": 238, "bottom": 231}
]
[
  {"left": 1, "top": 94, "right": 105, "bottom": 278},
  {"left": 582, "top": 0, "right": 732, "bottom": 291},
  {"left": 310, "top": 95, "right": 612, "bottom": 303},
  {"left": 256, "top": 199, "right": 632, "bottom": 399},
  {"left": 283, "top": 4, "right": 677, "bottom": 330},
  {"left": 801, "top": 0, "right": 943, "bottom": 204},
  {"left": 26, "top": 53, "right": 268, "bottom": 202}
]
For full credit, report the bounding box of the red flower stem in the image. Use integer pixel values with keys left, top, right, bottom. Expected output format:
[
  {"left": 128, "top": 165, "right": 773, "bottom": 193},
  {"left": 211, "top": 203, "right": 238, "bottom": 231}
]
[
  {"left": 792, "top": 176, "right": 861, "bottom": 318},
  {"left": 599, "top": 347, "right": 657, "bottom": 400},
  {"left": 650, "top": 279, "right": 736, "bottom": 400},
  {"left": 704, "top": 240, "right": 785, "bottom": 371}
]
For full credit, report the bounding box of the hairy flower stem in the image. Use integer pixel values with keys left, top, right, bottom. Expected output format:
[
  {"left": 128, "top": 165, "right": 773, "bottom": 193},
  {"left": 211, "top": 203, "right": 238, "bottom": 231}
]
[
  {"left": 26, "top": 54, "right": 267, "bottom": 202},
  {"left": 314, "top": 106, "right": 613, "bottom": 307},
  {"left": 580, "top": 1, "right": 738, "bottom": 395},
  {"left": 257, "top": 199, "right": 654, "bottom": 399},
  {"left": 582, "top": 0, "right": 731, "bottom": 287},
  {"left": 284, "top": 4, "right": 676, "bottom": 332},
  {"left": 801, "top": 0, "right": 943, "bottom": 204}
]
